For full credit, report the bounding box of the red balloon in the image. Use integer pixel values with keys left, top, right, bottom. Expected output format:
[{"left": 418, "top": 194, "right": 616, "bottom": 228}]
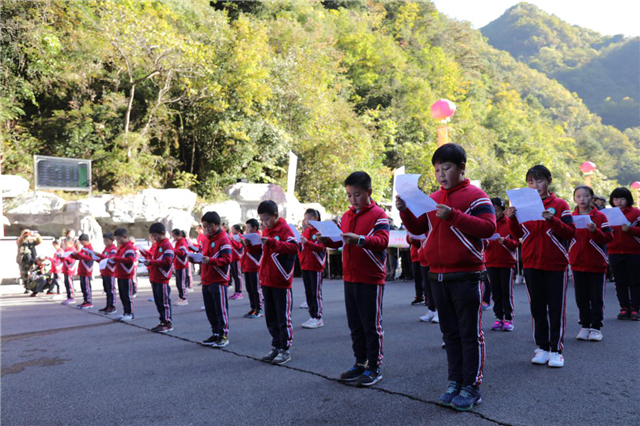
[
  {"left": 631, "top": 181, "right": 640, "bottom": 190},
  {"left": 430, "top": 99, "right": 456, "bottom": 121},
  {"left": 580, "top": 161, "right": 596, "bottom": 174}
]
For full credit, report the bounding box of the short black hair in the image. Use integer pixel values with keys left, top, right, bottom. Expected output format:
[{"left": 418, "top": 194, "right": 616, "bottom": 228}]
[
  {"left": 304, "top": 208, "right": 321, "bottom": 221},
  {"left": 78, "top": 234, "right": 89, "bottom": 242},
  {"left": 103, "top": 232, "right": 114, "bottom": 241},
  {"left": 114, "top": 228, "right": 128, "bottom": 238},
  {"left": 344, "top": 171, "right": 371, "bottom": 191},
  {"left": 171, "top": 228, "right": 186, "bottom": 238},
  {"left": 149, "top": 223, "right": 165, "bottom": 235},
  {"left": 573, "top": 185, "right": 594, "bottom": 198},
  {"left": 246, "top": 218, "right": 260, "bottom": 230},
  {"left": 232, "top": 224, "right": 244, "bottom": 233},
  {"left": 52, "top": 239, "right": 60, "bottom": 246},
  {"left": 609, "top": 187, "right": 634, "bottom": 208},
  {"left": 431, "top": 143, "right": 466, "bottom": 168},
  {"left": 491, "top": 197, "right": 505, "bottom": 210},
  {"left": 202, "top": 211, "right": 221, "bottom": 225},
  {"left": 526, "top": 165, "right": 552, "bottom": 182},
  {"left": 257, "top": 200, "right": 278, "bottom": 216}
]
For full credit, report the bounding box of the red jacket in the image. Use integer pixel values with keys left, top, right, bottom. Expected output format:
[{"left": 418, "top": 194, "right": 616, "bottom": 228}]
[
  {"left": 298, "top": 227, "right": 326, "bottom": 272},
  {"left": 173, "top": 237, "right": 190, "bottom": 271},
  {"left": 99, "top": 244, "right": 117, "bottom": 277},
  {"left": 146, "top": 238, "right": 175, "bottom": 284},
  {"left": 407, "top": 235, "right": 421, "bottom": 263},
  {"left": 485, "top": 215, "right": 519, "bottom": 269},
  {"left": 50, "top": 248, "right": 64, "bottom": 274},
  {"left": 61, "top": 247, "right": 78, "bottom": 276},
  {"left": 509, "top": 192, "right": 575, "bottom": 271},
  {"left": 608, "top": 207, "right": 640, "bottom": 255},
  {"left": 260, "top": 217, "right": 299, "bottom": 289},
  {"left": 230, "top": 237, "right": 245, "bottom": 263},
  {"left": 71, "top": 244, "right": 95, "bottom": 277},
  {"left": 200, "top": 230, "right": 233, "bottom": 286},
  {"left": 196, "top": 233, "right": 207, "bottom": 249},
  {"left": 241, "top": 232, "right": 263, "bottom": 273},
  {"left": 113, "top": 241, "right": 137, "bottom": 279},
  {"left": 326, "top": 201, "right": 389, "bottom": 285},
  {"left": 569, "top": 207, "right": 614, "bottom": 273},
  {"left": 401, "top": 179, "right": 496, "bottom": 274}
]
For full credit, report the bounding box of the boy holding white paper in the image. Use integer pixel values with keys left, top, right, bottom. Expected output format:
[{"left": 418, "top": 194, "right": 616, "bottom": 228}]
[
  {"left": 506, "top": 165, "right": 575, "bottom": 368},
  {"left": 70, "top": 234, "right": 95, "bottom": 309},
  {"left": 97, "top": 233, "right": 118, "bottom": 314},
  {"left": 397, "top": 143, "right": 496, "bottom": 411},
  {"left": 298, "top": 209, "right": 327, "bottom": 329},
  {"left": 241, "top": 219, "right": 263, "bottom": 318}
]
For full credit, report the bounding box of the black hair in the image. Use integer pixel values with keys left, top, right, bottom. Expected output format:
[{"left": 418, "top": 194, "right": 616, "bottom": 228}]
[
  {"left": 52, "top": 239, "right": 60, "bottom": 245},
  {"left": 304, "top": 208, "right": 321, "bottom": 221},
  {"left": 78, "top": 234, "right": 89, "bottom": 242},
  {"left": 573, "top": 185, "right": 594, "bottom": 198},
  {"left": 232, "top": 224, "right": 244, "bottom": 233},
  {"left": 149, "top": 223, "right": 166, "bottom": 235},
  {"left": 431, "top": 143, "right": 467, "bottom": 168},
  {"left": 171, "top": 228, "right": 186, "bottom": 238},
  {"left": 609, "top": 187, "right": 634, "bottom": 208},
  {"left": 103, "top": 232, "right": 114, "bottom": 241},
  {"left": 114, "top": 228, "right": 128, "bottom": 238},
  {"left": 201, "top": 211, "right": 221, "bottom": 225},
  {"left": 526, "top": 165, "right": 552, "bottom": 182},
  {"left": 491, "top": 197, "right": 505, "bottom": 210},
  {"left": 344, "top": 171, "right": 372, "bottom": 191},
  {"left": 257, "top": 200, "right": 278, "bottom": 216},
  {"left": 245, "top": 218, "right": 260, "bottom": 230}
]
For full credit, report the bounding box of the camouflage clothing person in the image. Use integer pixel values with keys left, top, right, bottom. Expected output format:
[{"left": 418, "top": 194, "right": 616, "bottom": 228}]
[
  {"left": 17, "top": 229, "right": 42, "bottom": 293},
  {"left": 28, "top": 257, "right": 53, "bottom": 296}
]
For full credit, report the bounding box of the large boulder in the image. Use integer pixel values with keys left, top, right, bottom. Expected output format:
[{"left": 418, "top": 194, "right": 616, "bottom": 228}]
[
  {"left": 79, "top": 216, "right": 104, "bottom": 252},
  {"left": 226, "top": 183, "right": 287, "bottom": 204},
  {"left": 142, "top": 188, "right": 197, "bottom": 211},
  {"left": 65, "top": 195, "right": 112, "bottom": 218},
  {"left": 198, "top": 200, "right": 242, "bottom": 225},
  {"left": 162, "top": 209, "right": 198, "bottom": 235},
  {"left": 6, "top": 192, "right": 66, "bottom": 216},
  {"left": 0, "top": 175, "right": 30, "bottom": 198}
]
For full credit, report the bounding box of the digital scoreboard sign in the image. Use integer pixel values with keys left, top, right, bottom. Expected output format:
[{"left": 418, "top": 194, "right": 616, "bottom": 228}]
[{"left": 34, "top": 155, "right": 92, "bottom": 192}]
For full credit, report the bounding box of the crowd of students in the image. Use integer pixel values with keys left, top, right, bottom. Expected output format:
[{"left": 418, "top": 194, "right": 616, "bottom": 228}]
[{"left": 23, "top": 143, "right": 639, "bottom": 413}]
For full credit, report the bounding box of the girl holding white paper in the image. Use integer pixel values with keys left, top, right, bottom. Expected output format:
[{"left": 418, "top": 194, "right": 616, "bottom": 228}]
[
  {"left": 569, "top": 186, "right": 613, "bottom": 341},
  {"left": 506, "top": 165, "right": 575, "bottom": 368},
  {"left": 229, "top": 224, "right": 245, "bottom": 301},
  {"left": 607, "top": 187, "right": 640, "bottom": 321}
]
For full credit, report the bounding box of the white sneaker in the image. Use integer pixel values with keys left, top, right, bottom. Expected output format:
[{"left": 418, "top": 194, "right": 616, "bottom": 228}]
[
  {"left": 148, "top": 297, "right": 154, "bottom": 302},
  {"left": 531, "top": 348, "right": 551, "bottom": 365},
  {"left": 187, "top": 288, "right": 195, "bottom": 293},
  {"left": 300, "top": 301, "right": 308, "bottom": 309},
  {"left": 419, "top": 310, "right": 436, "bottom": 322},
  {"left": 200, "top": 306, "right": 205, "bottom": 311},
  {"left": 431, "top": 312, "right": 439, "bottom": 323},
  {"left": 302, "top": 318, "right": 324, "bottom": 329},
  {"left": 576, "top": 327, "right": 590, "bottom": 341},
  {"left": 301, "top": 318, "right": 313, "bottom": 327},
  {"left": 548, "top": 352, "right": 564, "bottom": 368},
  {"left": 515, "top": 275, "right": 524, "bottom": 285},
  {"left": 176, "top": 299, "right": 189, "bottom": 306},
  {"left": 118, "top": 314, "right": 134, "bottom": 322},
  {"left": 588, "top": 329, "right": 603, "bottom": 341}
]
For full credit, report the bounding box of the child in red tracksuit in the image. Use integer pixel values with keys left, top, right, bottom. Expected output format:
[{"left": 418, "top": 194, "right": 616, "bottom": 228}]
[
  {"left": 60, "top": 238, "right": 78, "bottom": 305},
  {"left": 407, "top": 234, "right": 424, "bottom": 305},
  {"left": 241, "top": 218, "right": 263, "bottom": 318},
  {"left": 142, "top": 223, "right": 175, "bottom": 333},
  {"left": 171, "top": 229, "right": 190, "bottom": 305},
  {"left": 190, "top": 211, "right": 233, "bottom": 348},
  {"left": 486, "top": 197, "right": 519, "bottom": 332},
  {"left": 97, "top": 233, "right": 118, "bottom": 314},
  {"left": 320, "top": 172, "right": 389, "bottom": 387},
  {"left": 399, "top": 145, "right": 496, "bottom": 411},
  {"left": 299, "top": 208, "right": 327, "bottom": 329},
  {"left": 257, "top": 201, "right": 299, "bottom": 366},
  {"left": 570, "top": 186, "right": 613, "bottom": 341},
  {"left": 49, "top": 240, "right": 64, "bottom": 295},
  {"left": 506, "top": 165, "right": 575, "bottom": 368},
  {"left": 112, "top": 228, "right": 137, "bottom": 321},
  {"left": 229, "top": 224, "right": 245, "bottom": 300},
  {"left": 70, "top": 234, "right": 95, "bottom": 309},
  {"left": 417, "top": 238, "right": 439, "bottom": 323},
  {"left": 607, "top": 187, "right": 640, "bottom": 320}
]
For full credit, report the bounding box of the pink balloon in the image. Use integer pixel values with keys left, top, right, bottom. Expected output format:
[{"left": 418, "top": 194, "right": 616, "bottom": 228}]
[
  {"left": 430, "top": 99, "right": 456, "bottom": 121},
  {"left": 580, "top": 161, "right": 596, "bottom": 174},
  {"left": 631, "top": 181, "right": 640, "bottom": 190}
]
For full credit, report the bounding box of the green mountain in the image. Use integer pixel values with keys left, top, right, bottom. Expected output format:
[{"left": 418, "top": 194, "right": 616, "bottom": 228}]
[
  {"left": 481, "top": 2, "right": 640, "bottom": 130},
  {"left": 2, "top": 0, "right": 638, "bottom": 212}
]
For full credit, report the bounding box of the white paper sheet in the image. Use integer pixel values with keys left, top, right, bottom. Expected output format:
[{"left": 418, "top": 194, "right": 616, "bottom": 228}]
[
  {"left": 506, "top": 188, "right": 545, "bottom": 223},
  {"left": 188, "top": 243, "right": 200, "bottom": 252},
  {"left": 395, "top": 174, "right": 438, "bottom": 217},
  {"left": 572, "top": 215, "right": 592, "bottom": 229},
  {"left": 289, "top": 224, "right": 302, "bottom": 242},
  {"left": 187, "top": 252, "right": 203, "bottom": 263},
  {"left": 99, "top": 258, "right": 109, "bottom": 269},
  {"left": 243, "top": 233, "right": 263, "bottom": 246},
  {"left": 486, "top": 233, "right": 501, "bottom": 241},
  {"left": 59, "top": 251, "right": 73, "bottom": 258},
  {"left": 135, "top": 244, "right": 148, "bottom": 253},
  {"left": 407, "top": 232, "right": 426, "bottom": 241},
  {"left": 601, "top": 208, "right": 631, "bottom": 227},
  {"left": 232, "top": 234, "right": 242, "bottom": 242},
  {"left": 309, "top": 220, "right": 343, "bottom": 242}
]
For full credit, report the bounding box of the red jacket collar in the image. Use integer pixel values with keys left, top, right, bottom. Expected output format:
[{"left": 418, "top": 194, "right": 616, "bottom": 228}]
[
  {"left": 573, "top": 206, "right": 599, "bottom": 217},
  {"left": 347, "top": 200, "right": 377, "bottom": 217},
  {"left": 206, "top": 229, "right": 228, "bottom": 242},
  {"left": 542, "top": 192, "right": 558, "bottom": 207},
  {"left": 265, "top": 217, "right": 287, "bottom": 236},
  {"left": 440, "top": 178, "right": 470, "bottom": 194}
]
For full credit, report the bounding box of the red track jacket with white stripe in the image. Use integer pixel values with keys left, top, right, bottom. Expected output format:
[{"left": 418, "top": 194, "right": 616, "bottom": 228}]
[
  {"left": 260, "top": 217, "right": 299, "bottom": 289},
  {"left": 298, "top": 227, "right": 326, "bottom": 272},
  {"left": 146, "top": 238, "right": 175, "bottom": 284},
  {"left": 113, "top": 241, "right": 137, "bottom": 280},
  {"left": 173, "top": 237, "right": 190, "bottom": 271},
  {"left": 62, "top": 247, "right": 78, "bottom": 276},
  {"left": 241, "top": 232, "right": 263, "bottom": 273},
  {"left": 401, "top": 179, "right": 496, "bottom": 274},
  {"left": 607, "top": 207, "right": 640, "bottom": 255},
  {"left": 568, "top": 207, "right": 613, "bottom": 273},
  {"left": 201, "top": 230, "right": 233, "bottom": 286},
  {"left": 50, "top": 248, "right": 64, "bottom": 274},
  {"left": 485, "top": 215, "right": 519, "bottom": 269},
  {"left": 71, "top": 244, "right": 95, "bottom": 277},
  {"left": 509, "top": 192, "right": 575, "bottom": 272},
  {"left": 99, "top": 244, "right": 117, "bottom": 277},
  {"left": 326, "top": 201, "right": 389, "bottom": 285},
  {"left": 230, "top": 237, "right": 245, "bottom": 262}
]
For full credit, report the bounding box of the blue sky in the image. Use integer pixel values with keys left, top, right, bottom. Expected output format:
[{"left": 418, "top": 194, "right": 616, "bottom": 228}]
[{"left": 431, "top": 0, "right": 640, "bottom": 37}]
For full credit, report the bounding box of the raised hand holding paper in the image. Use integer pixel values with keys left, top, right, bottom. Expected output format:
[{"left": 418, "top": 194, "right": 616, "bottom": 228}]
[
  {"left": 309, "top": 220, "right": 342, "bottom": 242},
  {"left": 289, "top": 224, "right": 302, "bottom": 242},
  {"left": 232, "top": 234, "right": 241, "bottom": 242},
  {"left": 395, "top": 174, "right": 437, "bottom": 217},
  {"left": 99, "top": 258, "right": 109, "bottom": 269},
  {"left": 601, "top": 208, "right": 630, "bottom": 226},
  {"left": 243, "top": 233, "right": 263, "bottom": 246},
  {"left": 506, "top": 188, "right": 545, "bottom": 223},
  {"left": 572, "top": 215, "right": 592, "bottom": 229}
]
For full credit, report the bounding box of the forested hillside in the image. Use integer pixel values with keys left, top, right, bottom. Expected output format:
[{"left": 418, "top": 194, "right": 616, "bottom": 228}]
[{"left": 2, "top": 0, "right": 638, "bottom": 212}]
